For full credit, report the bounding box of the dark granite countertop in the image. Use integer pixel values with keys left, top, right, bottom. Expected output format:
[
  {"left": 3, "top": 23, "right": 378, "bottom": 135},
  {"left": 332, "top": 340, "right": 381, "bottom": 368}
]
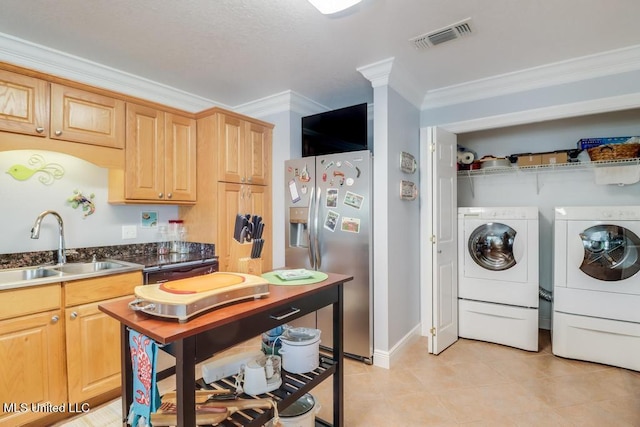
[{"left": 1, "top": 242, "right": 216, "bottom": 270}]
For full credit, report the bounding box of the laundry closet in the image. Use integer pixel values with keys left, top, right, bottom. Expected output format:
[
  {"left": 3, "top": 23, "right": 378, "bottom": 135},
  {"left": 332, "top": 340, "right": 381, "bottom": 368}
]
[{"left": 456, "top": 108, "right": 640, "bottom": 329}]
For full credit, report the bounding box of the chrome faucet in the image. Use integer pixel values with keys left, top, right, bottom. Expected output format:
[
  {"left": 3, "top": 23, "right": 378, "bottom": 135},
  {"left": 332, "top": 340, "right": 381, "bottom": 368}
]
[{"left": 30, "top": 210, "right": 66, "bottom": 265}]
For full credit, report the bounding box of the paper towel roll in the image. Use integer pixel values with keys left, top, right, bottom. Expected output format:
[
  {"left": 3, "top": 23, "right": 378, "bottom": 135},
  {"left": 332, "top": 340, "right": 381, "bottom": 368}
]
[{"left": 457, "top": 151, "right": 475, "bottom": 164}]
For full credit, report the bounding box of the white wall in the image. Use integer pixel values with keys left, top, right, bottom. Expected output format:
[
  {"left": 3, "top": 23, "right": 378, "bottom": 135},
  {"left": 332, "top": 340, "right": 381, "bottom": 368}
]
[
  {"left": 253, "top": 109, "right": 303, "bottom": 269},
  {"left": 0, "top": 150, "right": 178, "bottom": 255},
  {"left": 457, "top": 110, "right": 640, "bottom": 328}
]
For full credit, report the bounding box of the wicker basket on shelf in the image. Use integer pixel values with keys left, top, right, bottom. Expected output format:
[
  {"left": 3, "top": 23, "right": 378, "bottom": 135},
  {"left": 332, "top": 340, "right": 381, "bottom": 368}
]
[{"left": 587, "top": 143, "right": 640, "bottom": 161}]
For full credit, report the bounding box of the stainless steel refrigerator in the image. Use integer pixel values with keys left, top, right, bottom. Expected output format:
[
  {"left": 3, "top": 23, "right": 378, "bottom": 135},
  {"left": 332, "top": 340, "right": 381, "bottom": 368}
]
[{"left": 284, "top": 150, "right": 372, "bottom": 363}]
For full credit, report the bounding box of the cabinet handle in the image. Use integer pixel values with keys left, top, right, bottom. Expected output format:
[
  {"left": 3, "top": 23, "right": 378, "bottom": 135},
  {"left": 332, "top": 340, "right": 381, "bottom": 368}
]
[
  {"left": 51, "top": 315, "right": 59, "bottom": 323},
  {"left": 248, "top": 176, "right": 252, "bottom": 183},
  {"left": 70, "top": 312, "right": 78, "bottom": 320},
  {"left": 241, "top": 176, "right": 245, "bottom": 183},
  {"left": 167, "top": 193, "right": 172, "bottom": 199},
  {"left": 247, "top": 187, "right": 252, "bottom": 198},
  {"left": 240, "top": 187, "right": 244, "bottom": 199},
  {"left": 35, "top": 127, "right": 45, "bottom": 134},
  {"left": 269, "top": 307, "right": 301, "bottom": 320},
  {"left": 54, "top": 130, "right": 62, "bottom": 136},
  {"left": 158, "top": 192, "right": 164, "bottom": 199}
]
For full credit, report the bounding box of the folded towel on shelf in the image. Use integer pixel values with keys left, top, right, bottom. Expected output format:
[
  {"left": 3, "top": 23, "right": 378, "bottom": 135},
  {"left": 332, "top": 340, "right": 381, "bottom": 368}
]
[{"left": 128, "top": 330, "right": 161, "bottom": 427}]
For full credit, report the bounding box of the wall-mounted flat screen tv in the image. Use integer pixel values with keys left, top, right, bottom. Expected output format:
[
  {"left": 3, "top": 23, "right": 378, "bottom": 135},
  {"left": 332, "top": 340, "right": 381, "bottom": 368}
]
[{"left": 302, "top": 103, "right": 368, "bottom": 157}]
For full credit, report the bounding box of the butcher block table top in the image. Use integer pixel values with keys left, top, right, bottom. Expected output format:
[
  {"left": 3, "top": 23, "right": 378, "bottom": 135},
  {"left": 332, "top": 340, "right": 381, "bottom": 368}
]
[{"left": 99, "top": 271, "right": 352, "bottom": 345}]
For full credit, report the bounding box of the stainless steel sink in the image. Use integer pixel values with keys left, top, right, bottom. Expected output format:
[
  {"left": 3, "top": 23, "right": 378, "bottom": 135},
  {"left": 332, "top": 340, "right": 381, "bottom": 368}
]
[
  {"left": 53, "top": 261, "right": 127, "bottom": 274},
  {"left": 0, "top": 267, "right": 62, "bottom": 283},
  {"left": 0, "top": 259, "right": 144, "bottom": 290}
]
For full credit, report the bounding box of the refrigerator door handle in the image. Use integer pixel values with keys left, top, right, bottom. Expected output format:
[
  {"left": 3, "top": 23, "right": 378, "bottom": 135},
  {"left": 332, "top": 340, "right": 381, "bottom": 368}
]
[
  {"left": 307, "top": 186, "right": 315, "bottom": 268},
  {"left": 314, "top": 187, "right": 322, "bottom": 269}
]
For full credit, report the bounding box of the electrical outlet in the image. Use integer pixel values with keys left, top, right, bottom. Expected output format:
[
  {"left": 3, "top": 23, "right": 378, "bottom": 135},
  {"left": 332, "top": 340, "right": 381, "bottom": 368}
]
[{"left": 122, "top": 225, "right": 137, "bottom": 240}]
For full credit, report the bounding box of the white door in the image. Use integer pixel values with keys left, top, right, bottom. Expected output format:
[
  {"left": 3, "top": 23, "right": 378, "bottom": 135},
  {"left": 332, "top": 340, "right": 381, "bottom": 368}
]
[{"left": 420, "top": 126, "right": 458, "bottom": 354}]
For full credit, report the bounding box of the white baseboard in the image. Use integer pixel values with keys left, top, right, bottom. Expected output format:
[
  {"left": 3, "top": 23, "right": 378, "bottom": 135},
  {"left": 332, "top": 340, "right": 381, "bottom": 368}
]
[{"left": 373, "top": 323, "right": 422, "bottom": 369}]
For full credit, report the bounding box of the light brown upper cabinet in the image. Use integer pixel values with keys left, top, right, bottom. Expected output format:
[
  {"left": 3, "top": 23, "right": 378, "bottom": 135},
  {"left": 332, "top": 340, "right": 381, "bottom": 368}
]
[
  {"left": 50, "top": 84, "right": 125, "bottom": 149},
  {"left": 218, "top": 113, "right": 271, "bottom": 186},
  {"left": 0, "top": 69, "right": 49, "bottom": 137},
  {"left": 179, "top": 108, "right": 273, "bottom": 270},
  {"left": 110, "top": 103, "right": 196, "bottom": 204}
]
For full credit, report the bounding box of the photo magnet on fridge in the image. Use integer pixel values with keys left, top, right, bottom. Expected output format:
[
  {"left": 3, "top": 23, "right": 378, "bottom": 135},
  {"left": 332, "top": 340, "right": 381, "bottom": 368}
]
[
  {"left": 341, "top": 217, "right": 360, "bottom": 233},
  {"left": 344, "top": 191, "right": 364, "bottom": 209},
  {"left": 326, "top": 188, "right": 338, "bottom": 208},
  {"left": 324, "top": 210, "right": 340, "bottom": 232},
  {"left": 289, "top": 179, "right": 301, "bottom": 203}
]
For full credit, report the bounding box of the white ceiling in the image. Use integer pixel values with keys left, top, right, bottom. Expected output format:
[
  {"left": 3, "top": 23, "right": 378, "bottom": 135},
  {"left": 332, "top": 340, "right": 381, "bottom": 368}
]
[{"left": 1, "top": 0, "right": 640, "bottom": 111}]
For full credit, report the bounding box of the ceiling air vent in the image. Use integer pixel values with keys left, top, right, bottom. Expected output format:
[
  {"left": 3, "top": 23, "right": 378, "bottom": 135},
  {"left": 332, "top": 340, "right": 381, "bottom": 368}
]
[{"left": 410, "top": 18, "right": 474, "bottom": 49}]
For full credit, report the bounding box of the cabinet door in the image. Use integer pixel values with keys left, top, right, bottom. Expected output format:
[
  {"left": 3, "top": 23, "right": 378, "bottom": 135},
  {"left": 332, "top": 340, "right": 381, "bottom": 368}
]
[
  {"left": 65, "top": 296, "right": 130, "bottom": 403},
  {"left": 244, "top": 184, "right": 272, "bottom": 270},
  {"left": 217, "top": 113, "right": 245, "bottom": 184},
  {"left": 125, "top": 103, "right": 165, "bottom": 200},
  {"left": 217, "top": 182, "right": 243, "bottom": 271},
  {"left": 165, "top": 113, "right": 197, "bottom": 201},
  {"left": 50, "top": 84, "right": 124, "bottom": 148},
  {"left": 0, "top": 310, "right": 66, "bottom": 427},
  {"left": 0, "top": 69, "right": 49, "bottom": 137},
  {"left": 245, "top": 121, "right": 271, "bottom": 186},
  {"left": 217, "top": 183, "right": 272, "bottom": 271}
]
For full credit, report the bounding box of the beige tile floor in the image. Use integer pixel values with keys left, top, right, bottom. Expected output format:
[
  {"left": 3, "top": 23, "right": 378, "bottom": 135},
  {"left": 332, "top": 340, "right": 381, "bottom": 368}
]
[{"left": 57, "top": 330, "right": 640, "bottom": 426}]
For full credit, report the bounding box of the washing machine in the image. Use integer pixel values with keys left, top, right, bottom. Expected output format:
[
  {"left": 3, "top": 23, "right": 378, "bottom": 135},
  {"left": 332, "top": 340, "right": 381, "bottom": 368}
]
[
  {"left": 458, "top": 207, "right": 539, "bottom": 351},
  {"left": 553, "top": 206, "right": 640, "bottom": 371}
]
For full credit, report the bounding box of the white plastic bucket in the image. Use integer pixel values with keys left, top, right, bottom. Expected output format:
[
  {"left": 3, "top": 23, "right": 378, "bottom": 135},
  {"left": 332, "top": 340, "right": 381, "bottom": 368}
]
[
  {"left": 278, "top": 328, "right": 321, "bottom": 374},
  {"left": 278, "top": 393, "right": 320, "bottom": 427}
]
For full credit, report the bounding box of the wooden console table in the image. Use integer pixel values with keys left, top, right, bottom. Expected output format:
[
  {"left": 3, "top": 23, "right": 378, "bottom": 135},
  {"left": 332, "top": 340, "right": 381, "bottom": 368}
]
[{"left": 99, "top": 272, "right": 351, "bottom": 426}]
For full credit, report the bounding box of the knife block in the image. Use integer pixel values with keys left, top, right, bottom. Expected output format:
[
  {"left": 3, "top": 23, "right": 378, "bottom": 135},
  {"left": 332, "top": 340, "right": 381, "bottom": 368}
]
[{"left": 229, "top": 240, "right": 263, "bottom": 275}]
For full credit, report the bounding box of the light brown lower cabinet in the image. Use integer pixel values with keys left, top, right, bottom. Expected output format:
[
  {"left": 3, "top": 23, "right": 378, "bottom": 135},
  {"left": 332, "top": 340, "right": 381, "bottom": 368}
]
[
  {"left": 0, "top": 272, "right": 141, "bottom": 426},
  {"left": 0, "top": 285, "right": 66, "bottom": 427},
  {"left": 64, "top": 272, "right": 140, "bottom": 404},
  {"left": 65, "top": 295, "right": 132, "bottom": 403}
]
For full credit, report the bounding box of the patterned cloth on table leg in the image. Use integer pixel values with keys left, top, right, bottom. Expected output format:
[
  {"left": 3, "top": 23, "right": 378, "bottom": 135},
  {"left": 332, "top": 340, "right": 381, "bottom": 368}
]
[{"left": 127, "top": 330, "right": 161, "bottom": 427}]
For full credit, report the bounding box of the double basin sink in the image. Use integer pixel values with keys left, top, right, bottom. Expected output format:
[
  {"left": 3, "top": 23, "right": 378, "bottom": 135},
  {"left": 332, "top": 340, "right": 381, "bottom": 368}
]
[{"left": 0, "top": 260, "right": 144, "bottom": 290}]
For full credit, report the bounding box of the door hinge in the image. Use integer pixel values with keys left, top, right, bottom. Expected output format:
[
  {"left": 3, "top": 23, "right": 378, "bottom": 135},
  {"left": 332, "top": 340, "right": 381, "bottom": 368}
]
[
  {"left": 430, "top": 327, "right": 436, "bottom": 336},
  {"left": 430, "top": 143, "right": 436, "bottom": 152},
  {"left": 430, "top": 235, "right": 436, "bottom": 244}
]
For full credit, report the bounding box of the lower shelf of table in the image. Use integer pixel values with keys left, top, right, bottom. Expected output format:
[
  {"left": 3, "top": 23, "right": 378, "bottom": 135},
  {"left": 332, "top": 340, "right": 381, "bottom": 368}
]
[{"left": 161, "top": 356, "right": 337, "bottom": 427}]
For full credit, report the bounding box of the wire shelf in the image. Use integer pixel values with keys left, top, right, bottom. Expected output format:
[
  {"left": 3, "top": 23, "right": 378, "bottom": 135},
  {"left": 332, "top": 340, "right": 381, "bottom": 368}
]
[{"left": 457, "top": 158, "right": 640, "bottom": 178}]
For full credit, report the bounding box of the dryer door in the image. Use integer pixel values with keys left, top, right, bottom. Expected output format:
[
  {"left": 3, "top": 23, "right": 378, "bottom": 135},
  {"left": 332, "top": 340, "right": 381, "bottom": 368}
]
[
  {"left": 580, "top": 224, "right": 640, "bottom": 281},
  {"left": 468, "top": 223, "right": 517, "bottom": 271},
  {"left": 567, "top": 221, "right": 640, "bottom": 293},
  {"left": 462, "top": 219, "right": 529, "bottom": 283}
]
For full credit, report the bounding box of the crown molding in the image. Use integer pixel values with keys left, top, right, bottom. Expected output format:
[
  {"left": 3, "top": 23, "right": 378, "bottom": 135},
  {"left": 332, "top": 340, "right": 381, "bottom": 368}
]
[
  {"left": 422, "top": 44, "right": 640, "bottom": 109},
  {"left": 358, "top": 57, "right": 394, "bottom": 88},
  {"left": 0, "top": 32, "right": 224, "bottom": 113},
  {"left": 439, "top": 92, "right": 640, "bottom": 134},
  {"left": 233, "top": 90, "right": 329, "bottom": 118}
]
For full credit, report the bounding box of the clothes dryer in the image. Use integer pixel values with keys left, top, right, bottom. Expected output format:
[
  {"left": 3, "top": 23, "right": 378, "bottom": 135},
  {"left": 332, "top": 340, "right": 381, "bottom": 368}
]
[
  {"left": 553, "top": 206, "right": 640, "bottom": 371},
  {"left": 458, "top": 207, "right": 539, "bottom": 351}
]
